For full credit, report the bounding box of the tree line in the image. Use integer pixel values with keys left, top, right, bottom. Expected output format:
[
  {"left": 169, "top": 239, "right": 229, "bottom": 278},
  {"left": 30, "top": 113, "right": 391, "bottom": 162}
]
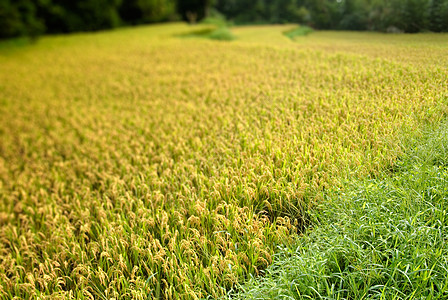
[
  {"left": 0, "top": 0, "right": 209, "bottom": 38},
  {"left": 1, "top": 0, "right": 447, "bottom": 39},
  {"left": 215, "top": 0, "right": 448, "bottom": 32}
]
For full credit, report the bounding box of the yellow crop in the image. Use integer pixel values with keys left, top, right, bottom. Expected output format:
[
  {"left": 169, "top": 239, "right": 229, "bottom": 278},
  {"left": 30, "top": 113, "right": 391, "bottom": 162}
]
[{"left": 0, "top": 23, "right": 447, "bottom": 299}]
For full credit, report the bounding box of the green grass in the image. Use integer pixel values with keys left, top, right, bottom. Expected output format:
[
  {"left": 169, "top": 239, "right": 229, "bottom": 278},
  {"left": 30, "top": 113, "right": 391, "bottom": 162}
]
[
  {"left": 201, "top": 13, "right": 232, "bottom": 28},
  {"left": 177, "top": 25, "right": 236, "bottom": 41},
  {"left": 236, "top": 120, "right": 448, "bottom": 299},
  {"left": 0, "top": 37, "right": 35, "bottom": 52},
  {"left": 283, "top": 25, "right": 314, "bottom": 40},
  {"left": 207, "top": 27, "right": 236, "bottom": 41}
]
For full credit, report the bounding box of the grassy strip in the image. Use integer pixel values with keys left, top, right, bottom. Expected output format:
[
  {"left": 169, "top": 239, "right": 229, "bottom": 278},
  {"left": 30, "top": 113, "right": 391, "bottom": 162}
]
[
  {"left": 177, "top": 26, "right": 236, "bottom": 41},
  {"left": 283, "top": 26, "right": 313, "bottom": 40},
  {"left": 176, "top": 18, "right": 236, "bottom": 42},
  {"left": 236, "top": 121, "right": 448, "bottom": 299}
]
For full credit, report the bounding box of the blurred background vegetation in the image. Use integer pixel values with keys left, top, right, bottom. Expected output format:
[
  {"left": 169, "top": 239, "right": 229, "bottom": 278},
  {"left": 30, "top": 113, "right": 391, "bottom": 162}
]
[{"left": 1, "top": 0, "right": 448, "bottom": 39}]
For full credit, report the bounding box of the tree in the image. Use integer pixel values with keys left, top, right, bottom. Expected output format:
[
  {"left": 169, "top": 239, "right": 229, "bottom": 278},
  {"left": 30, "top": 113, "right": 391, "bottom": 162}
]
[
  {"left": 0, "top": 0, "right": 44, "bottom": 39},
  {"left": 339, "top": 0, "right": 368, "bottom": 30},
  {"left": 119, "top": 0, "right": 176, "bottom": 24},
  {"left": 177, "top": 0, "right": 213, "bottom": 23},
  {"left": 402, "top": 0, "right": 429, "bottom": 32},
  {"left": 429, "top": 0, "right": 448, "bottom": 32},
  {"left": 34, "top": 0, "right": 122, "bottom": 33}
]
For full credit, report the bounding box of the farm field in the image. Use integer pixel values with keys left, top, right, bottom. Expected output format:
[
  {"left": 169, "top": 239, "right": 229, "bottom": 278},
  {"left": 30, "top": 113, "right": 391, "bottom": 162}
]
[{"left": 0, "top": 23, "right": 447, "bottom": 299}]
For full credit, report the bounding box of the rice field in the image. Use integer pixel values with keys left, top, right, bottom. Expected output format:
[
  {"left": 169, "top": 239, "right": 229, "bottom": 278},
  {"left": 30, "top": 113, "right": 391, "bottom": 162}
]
[{"left": 0, "top": 23, "right": 447, "bottom": 299}]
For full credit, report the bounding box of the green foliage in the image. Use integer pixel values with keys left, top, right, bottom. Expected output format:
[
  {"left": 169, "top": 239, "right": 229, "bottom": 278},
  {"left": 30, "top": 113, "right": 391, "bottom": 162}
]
[
  {"left": 0, "top": 37, "right": 33, "bottom": 50},
  {"left": 0, "top": 0, "right": 24, "bottom": 38},
  {"left": 338, "top": 0, "right": 369, "bottom": 30},
  {"left": 429, "top": 0, "right": 448, "bottom": 32},
  {"left": 402, "top": 0, "right": 430, "bottom": 33},
  {"left": 0, "top": 0, "right": 44, "bottom": 39},
  {"left": 283, "top": 25, "right": 313, "bottom": 39},
  {"left": 1, "top": 0, "right": 178, "bottom": 38},
  {"left": 178, "top": 25, "right": 236, "bottom": 41},
  {"left": 76, "top": 0, "right": 122, "bottom": 31},
  {"left": 237, "top": 120, "right": 448, "bottom": 299},
  {"left": 207, "top": 26, "right": 235, "bottom": 40},
  {"left": 119, "top": 0, "right": 176, "bottom": 24},
  {"left": 177, "top": 0, "right": 213, "bottom": 23},
  {"left": 214, "top": 0, "right": 448, "bottom": 32},
  {"left": 181, "top": 11, "right": 235, "bottom": 40},
  {"left": 201, "top": 8, "right": 230, "bottom": 27}
]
